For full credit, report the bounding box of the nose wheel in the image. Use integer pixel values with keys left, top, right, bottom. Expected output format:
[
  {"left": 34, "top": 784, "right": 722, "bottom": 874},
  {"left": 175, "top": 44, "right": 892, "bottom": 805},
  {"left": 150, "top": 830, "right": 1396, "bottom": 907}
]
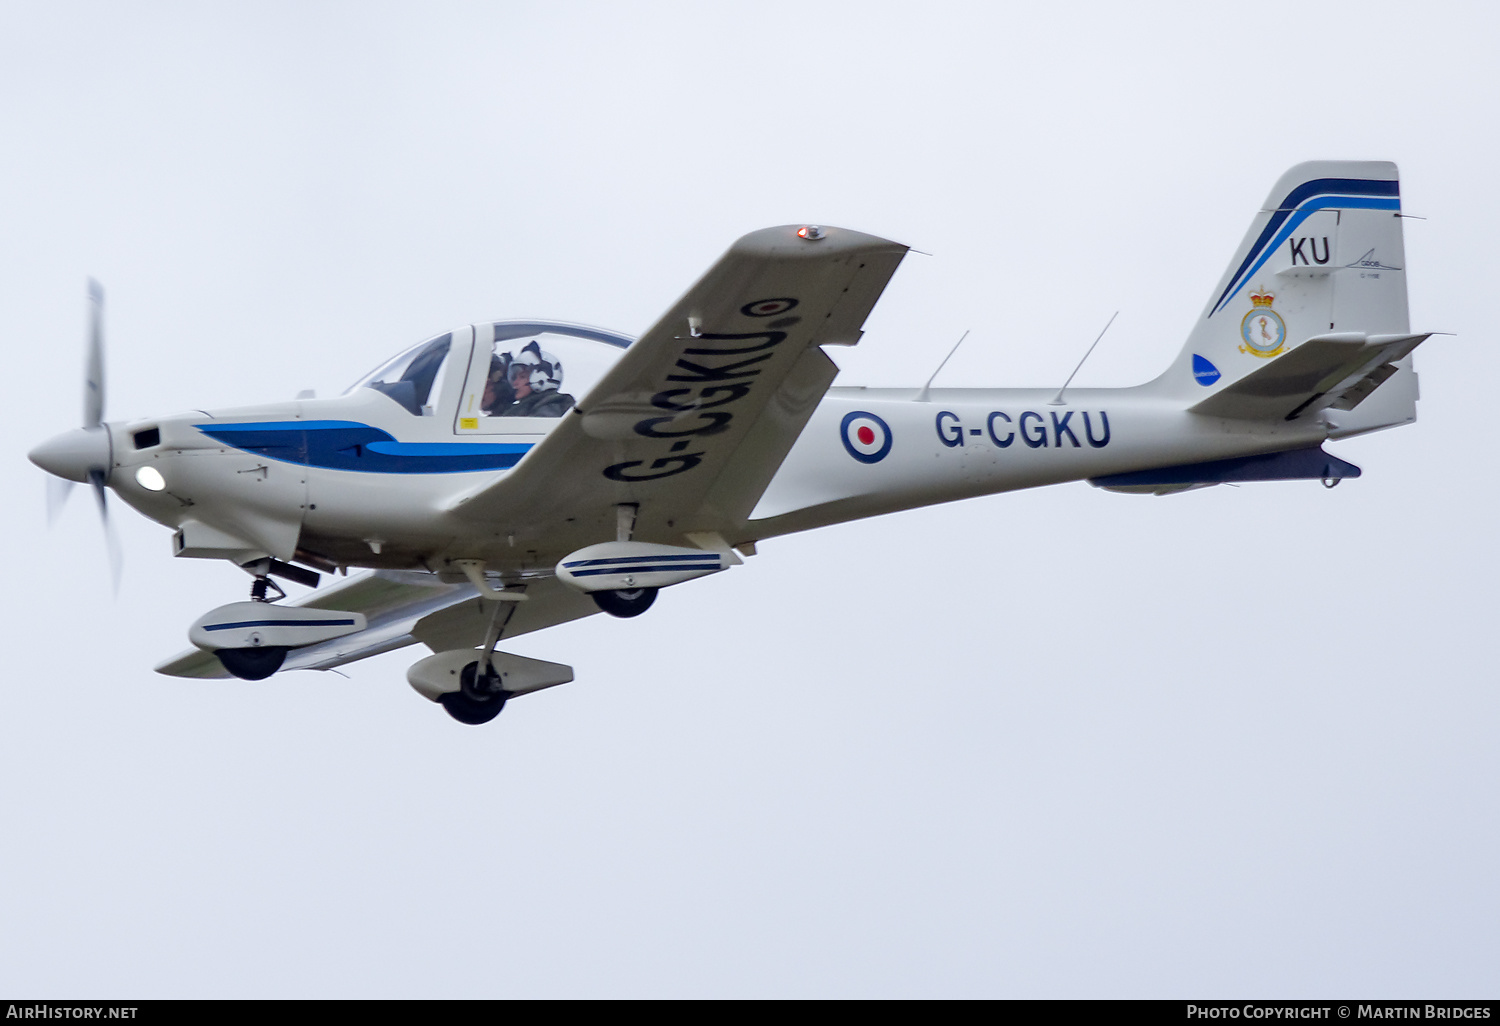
[
  {"left": 438, "top": 660, "right": 510, "bottom": 725},
  {"left": 214, "top": 568, "right": 291, "bottom": 680}
]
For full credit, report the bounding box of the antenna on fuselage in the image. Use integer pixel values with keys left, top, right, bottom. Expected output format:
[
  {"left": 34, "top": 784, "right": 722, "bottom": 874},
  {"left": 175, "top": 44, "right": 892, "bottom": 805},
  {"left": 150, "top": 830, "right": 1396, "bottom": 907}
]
[
  {"left": 914, "top": 330, "right": 969, "bottom": 403},
  {"left": 1049, "top": 310, "right": 1118, "bottom": 406}
]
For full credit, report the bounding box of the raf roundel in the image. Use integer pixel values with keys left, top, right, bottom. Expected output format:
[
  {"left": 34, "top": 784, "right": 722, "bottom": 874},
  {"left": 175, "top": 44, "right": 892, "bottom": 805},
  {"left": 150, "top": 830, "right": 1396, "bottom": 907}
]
[
  {"left": 740, "top": 297, "right": 799, "bottom": 318},
  {"left": 840, "top": 411, "right": 893, "bottom": 464}
]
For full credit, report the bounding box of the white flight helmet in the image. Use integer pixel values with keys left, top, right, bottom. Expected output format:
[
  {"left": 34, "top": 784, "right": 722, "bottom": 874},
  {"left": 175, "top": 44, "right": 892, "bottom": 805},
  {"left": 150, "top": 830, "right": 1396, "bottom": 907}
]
[{"left": 509, "top": 341, "right": 563, "bottom": 393}]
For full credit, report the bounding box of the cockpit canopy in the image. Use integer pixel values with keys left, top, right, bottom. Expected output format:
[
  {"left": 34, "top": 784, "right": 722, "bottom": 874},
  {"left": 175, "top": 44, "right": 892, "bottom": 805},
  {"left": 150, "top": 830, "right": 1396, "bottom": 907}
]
[
  {"left": 346, "top": 321, "right": 633, "bottom": 418},
  {"left": 348, "top": 333, "right": 454, "bottom": 415}
]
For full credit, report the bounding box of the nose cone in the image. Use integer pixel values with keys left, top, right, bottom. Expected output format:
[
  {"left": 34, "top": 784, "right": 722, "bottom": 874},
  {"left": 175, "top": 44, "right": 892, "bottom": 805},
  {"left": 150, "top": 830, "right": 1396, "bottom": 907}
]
[{"left": 29, "top": 426, "right": 112, "bottom": 483}]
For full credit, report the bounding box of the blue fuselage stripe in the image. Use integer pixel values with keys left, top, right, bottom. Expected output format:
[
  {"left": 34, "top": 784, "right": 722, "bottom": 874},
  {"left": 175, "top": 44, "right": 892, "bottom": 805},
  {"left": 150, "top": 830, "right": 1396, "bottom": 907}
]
[{"left": 194, "top": 421, "right": 534, "bottom": 474}]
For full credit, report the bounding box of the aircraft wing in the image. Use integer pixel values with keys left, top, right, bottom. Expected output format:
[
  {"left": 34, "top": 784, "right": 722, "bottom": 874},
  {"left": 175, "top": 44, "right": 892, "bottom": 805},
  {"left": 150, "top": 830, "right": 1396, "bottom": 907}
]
[
  {"left": 157, "top": 225, "right": 907, "bottom": 680},
  {"left": 1190, "top": 332, "right": 1430, "bottom": 422},
  {"left": 445, "top": 225, "right": 908, "bottom": 546},
  {"left": 154, "top": 570, "right": 598, "bottom": 679}
]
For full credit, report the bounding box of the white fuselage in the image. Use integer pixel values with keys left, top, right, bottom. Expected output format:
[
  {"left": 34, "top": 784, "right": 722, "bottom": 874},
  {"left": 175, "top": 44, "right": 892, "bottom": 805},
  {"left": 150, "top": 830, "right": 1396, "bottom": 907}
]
[
  {"left": 747, "top": 386, "right": 1324, "bottom": 535},
  {"left": 104, "top": 377, "right": 1325, "bottom": 574}
]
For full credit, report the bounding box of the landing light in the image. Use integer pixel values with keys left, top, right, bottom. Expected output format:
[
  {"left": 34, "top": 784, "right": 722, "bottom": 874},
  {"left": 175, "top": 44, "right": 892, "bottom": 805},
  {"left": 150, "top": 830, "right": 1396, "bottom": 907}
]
[{"left": 135, "top": 465, "right": 166, "bottom": 491}]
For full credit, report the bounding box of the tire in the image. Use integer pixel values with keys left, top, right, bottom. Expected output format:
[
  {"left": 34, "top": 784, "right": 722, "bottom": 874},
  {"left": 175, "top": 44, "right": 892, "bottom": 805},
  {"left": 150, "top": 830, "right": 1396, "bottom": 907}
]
[
  {"left": 439, "top": 661, "right": 508, "bottom": 725},
  {"left": 439, "top": 690, "right": 507, "bottom": 725},
  {"left": 592, "top": 587, "right": 658, "bottom": 618},
  {"left": 216, "top": 645, "right": 288, "bottom": 680}
]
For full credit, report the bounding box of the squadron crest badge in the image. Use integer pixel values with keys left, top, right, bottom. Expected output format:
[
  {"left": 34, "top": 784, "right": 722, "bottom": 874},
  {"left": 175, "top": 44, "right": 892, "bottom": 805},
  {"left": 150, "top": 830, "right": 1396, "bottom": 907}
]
[{"left": 1239, "top": 287, "right": 1287, "bottom": 358}]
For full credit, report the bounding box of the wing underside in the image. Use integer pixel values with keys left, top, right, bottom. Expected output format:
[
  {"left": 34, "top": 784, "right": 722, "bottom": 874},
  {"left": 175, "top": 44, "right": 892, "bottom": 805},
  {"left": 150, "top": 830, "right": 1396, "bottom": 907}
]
[
  {"left": 445, "top": 225, "right": 908, "bottom": 552},
  {"left": 154, "top": 571, "right": 598, "bottom": 679}
]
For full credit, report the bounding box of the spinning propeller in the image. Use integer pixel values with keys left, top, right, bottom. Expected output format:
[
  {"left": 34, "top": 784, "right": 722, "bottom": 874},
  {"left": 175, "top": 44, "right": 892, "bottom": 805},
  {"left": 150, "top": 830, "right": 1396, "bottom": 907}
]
[{"left": 30, "top": 279, "right": 122, "bottom": 589}]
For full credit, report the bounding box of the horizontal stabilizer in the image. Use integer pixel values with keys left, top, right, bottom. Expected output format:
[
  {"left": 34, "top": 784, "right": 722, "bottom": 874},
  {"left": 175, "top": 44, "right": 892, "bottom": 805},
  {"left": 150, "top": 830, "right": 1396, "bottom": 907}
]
[
  {"left": 1190, "top": 332, "right": 1429, "bottom": 422},
  {"left": 1090, "top": 445, "right": 1360, "bottom": 496}
]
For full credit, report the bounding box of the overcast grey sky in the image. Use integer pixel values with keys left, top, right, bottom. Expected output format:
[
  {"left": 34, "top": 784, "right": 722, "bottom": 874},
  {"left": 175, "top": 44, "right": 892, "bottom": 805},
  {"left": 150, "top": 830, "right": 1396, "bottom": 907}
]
[{"left": 3, "top": 1, "right": 1497, "bottom": 998}]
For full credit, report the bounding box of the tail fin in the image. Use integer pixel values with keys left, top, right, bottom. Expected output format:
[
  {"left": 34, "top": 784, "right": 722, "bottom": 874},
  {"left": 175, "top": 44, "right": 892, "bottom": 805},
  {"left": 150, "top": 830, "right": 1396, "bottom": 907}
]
[{"left": 1156, "top": 161, "right": 1418, "bottom": 436}]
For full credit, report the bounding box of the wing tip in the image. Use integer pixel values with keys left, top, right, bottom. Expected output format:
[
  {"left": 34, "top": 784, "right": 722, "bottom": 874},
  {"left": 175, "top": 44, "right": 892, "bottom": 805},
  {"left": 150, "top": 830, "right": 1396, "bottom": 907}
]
[{"left": 730, "top": 224, "right": 908, "bottom": 259}]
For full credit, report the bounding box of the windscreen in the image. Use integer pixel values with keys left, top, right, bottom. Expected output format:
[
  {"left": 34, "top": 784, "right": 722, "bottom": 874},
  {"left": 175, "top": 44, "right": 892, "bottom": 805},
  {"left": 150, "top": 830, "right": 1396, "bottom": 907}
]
[{"left": 345, "top": 333, "right": 453, "bottom": 415}]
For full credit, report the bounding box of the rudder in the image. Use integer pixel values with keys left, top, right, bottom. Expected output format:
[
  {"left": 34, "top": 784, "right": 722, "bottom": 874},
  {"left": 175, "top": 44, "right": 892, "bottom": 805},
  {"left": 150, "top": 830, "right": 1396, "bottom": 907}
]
[{"left": 1156, "top": 161, "right": 1415, "bottom": 434}]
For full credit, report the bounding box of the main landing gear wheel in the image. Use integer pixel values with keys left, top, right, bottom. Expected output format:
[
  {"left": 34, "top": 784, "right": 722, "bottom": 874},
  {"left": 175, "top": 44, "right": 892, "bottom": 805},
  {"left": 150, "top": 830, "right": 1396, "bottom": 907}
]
[
  {"left": 215, "top": 646, "right": 288, "bottom": 680},
  {"left": 592, "top": 587, "right": 658, "bottom": 618},
  {"left": 439, "top": 660, "right": 510, "bottom": 725}
]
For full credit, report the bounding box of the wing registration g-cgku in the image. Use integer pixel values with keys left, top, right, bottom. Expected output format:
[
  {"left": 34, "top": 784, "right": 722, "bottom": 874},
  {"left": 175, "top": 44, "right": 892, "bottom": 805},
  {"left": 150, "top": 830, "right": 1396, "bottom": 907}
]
[{"left": 444, "top": 225, "right": 910, "bottom": 553}]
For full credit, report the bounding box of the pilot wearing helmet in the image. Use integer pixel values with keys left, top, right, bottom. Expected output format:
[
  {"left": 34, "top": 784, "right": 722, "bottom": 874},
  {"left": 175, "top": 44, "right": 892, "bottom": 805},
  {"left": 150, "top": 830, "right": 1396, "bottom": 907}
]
[
  {"left": 479, "top": 353, "right": 514, "bottom": 416},
  {"left": 498, "top": 341, "right": 574, "bottom": 417}
]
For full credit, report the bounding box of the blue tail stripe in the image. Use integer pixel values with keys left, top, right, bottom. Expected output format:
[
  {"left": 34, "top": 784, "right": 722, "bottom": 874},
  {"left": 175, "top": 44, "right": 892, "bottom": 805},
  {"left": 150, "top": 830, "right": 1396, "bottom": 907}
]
[{"left": 1210, "top": 178, "right": 1400, "bottom": 317}]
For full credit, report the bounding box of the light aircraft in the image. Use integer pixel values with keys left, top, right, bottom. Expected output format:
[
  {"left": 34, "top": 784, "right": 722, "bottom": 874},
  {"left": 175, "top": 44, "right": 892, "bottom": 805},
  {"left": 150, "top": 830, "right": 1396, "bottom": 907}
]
[{"left": 30, "top": 161, "right": 1430, "bottom": 724}]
